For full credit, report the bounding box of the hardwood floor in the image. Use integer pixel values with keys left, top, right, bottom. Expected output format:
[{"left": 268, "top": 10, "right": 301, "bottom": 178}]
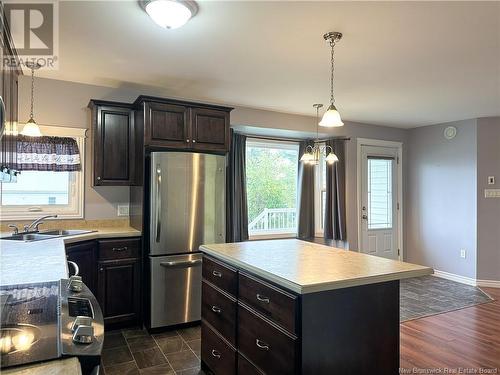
[{"left": 400, "top": 287, "right": 500, "bottom": 372}]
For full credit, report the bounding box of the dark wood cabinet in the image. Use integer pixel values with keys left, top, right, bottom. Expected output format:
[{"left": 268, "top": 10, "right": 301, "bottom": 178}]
[
  {"left": 89, "top": 101, "right": 136, "bottom": 186},
  {"left": 97, "top": 238, "right": 142, "bottom": 327},
  {"left": 65, "top": 240, "right": 98, "bottom": 295},
  {"left": 136, "top": 96, "right": 232, "bottom": 152},
  {"left": 144, "top": 101, "right": 189, "bottom": 148}
]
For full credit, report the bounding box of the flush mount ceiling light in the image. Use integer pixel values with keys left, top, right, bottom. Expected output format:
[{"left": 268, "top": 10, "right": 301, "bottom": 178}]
[
  {"left": 319, "top": 31, "right": 344, "bottom": 128},
  {"left": 300, "top": 104, "right": 339, "bottom": 165},
  {"left": 20, "top": 62, "right": 42, "bottom": 137},
  {"left": 139, "top": 0, "right": 198, "bottom": 29}
]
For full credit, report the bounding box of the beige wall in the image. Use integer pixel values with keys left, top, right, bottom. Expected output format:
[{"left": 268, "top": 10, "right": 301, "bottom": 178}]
[{"left": 18, "top": 76, "right": 408, "bottom": 248}]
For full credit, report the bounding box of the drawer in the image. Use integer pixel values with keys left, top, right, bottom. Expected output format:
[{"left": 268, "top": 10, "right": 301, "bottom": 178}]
[
  {"left": 239, "top": 272, "right": 298, "bottom": 333},
  {"left": 238, "top": 354, "right": 265, "bottom": 375},
  {"left": 201, "top": 321, "right": 236, "bottom": 375},
  {"left": 98, "top": 238, "right": 140, "bottom": 260},
  {"left": 202, "top": 256, "right": 237, "bottom": 296},
  {"left": 238, "top": 303, "right": 297, "bottom": 375},
  {"left": 202, "top": 281, "right": 237, "bottom": 346}
]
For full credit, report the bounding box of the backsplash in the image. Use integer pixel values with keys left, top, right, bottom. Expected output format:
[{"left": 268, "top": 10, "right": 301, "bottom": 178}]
[{"left": 0, "top": 218, "right": 130, "bottom": 232}]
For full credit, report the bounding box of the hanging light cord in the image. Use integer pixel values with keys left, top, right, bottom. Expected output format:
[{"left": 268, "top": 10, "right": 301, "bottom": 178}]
[
  {"left": 30, "top": 67, "right": 35, "bottom": 120},
  {"left": 329, "top": 38, "right": 336, "bottom": 106}
]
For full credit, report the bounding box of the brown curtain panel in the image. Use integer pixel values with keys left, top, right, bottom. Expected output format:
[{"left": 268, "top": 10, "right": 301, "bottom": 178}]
[
  {"left": 324, "top": 139, "right": 346, "bottom": 240},
  {"left": 297, "top": 140, "right": 315, "bottom": 239},
  {"left": 226, "top": 130, "right": 249, "bottom": 242},
  {"left": 16, "top": 135, "right": 82, "bottom": 172}
]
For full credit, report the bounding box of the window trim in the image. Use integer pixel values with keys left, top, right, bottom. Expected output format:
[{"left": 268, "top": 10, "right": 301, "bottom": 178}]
[
  {"left": 0, "top": 125, "right": 86, "bottom": 221},
  {"left": 246, "top": 138, "right": 300, "bottom": 239}
]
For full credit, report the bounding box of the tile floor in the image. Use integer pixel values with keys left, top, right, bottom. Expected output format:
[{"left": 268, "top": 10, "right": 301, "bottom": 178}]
[{"left": 101, "top": 326, "right": 206, "bottom": 375}]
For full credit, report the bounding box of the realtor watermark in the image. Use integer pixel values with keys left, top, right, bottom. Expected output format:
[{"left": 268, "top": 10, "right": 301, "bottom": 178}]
[
  {"left": 2, "top": 0, "right": 59, "bottom": 70},
  {"left": 400, "top": 368, "right": 498, "bottom": 374}
]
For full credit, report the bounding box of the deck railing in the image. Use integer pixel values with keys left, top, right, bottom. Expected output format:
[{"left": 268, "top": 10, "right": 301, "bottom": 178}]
[{"left": 248, "top": 207, "right": 297, "bottom": 234}]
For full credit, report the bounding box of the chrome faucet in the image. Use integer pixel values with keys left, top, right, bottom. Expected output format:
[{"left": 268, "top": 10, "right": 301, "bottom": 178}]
[{"left": 24, "top": 214, "right": 58, "bottom": 233}]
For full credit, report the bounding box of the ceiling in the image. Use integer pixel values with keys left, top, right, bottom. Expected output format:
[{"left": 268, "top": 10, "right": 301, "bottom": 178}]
[{"left": 35, "top": 1, "right": 500, "bottom": 128}]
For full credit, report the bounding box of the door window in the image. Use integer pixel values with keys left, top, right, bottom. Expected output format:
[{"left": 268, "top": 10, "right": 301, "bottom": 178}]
[{"left": 367, "top": 158, "right": 393, "bottom": 230}]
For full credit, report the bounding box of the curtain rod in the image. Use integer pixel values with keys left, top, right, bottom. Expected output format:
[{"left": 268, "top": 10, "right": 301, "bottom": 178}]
[{"left": 238, "top": 133, "right": 351, "bottom": 143}]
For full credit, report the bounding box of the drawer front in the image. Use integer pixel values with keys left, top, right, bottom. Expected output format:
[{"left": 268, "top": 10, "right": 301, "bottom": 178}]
[
  {"left": 98, "top": 238, "right": 140, "bottom": 260},
  {"left": 202, "top": 281, "right": 237, "bottom": 346},
  {"left": 238, "top": 354, "right": 265, "bottom": 375},
  {"left": 239, "top": 273, "right": 297, "bottom": 333},
  {"left": 202, "top": 256, "right": 237, "bottom": 296},
  {"left": 238, "top": 303, "right": 297, "bottom": 375},
  {"left": 201, "top": 321, "right": 236, "bottom": 375}
]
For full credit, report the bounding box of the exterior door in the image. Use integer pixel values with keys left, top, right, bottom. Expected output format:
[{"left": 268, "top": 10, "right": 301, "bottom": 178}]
[{"left": 360, "top": 145, "right": 399, "bottom": 259}]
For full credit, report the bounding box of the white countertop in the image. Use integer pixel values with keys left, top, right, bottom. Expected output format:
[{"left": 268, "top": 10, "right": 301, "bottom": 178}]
[
  {"left": 61, "top": 227, "right": 141, "bottom": 244},
  {"left": 200, "top": 239, "right": 433, "bottom": 294},
  {"left": 0, "top": 237, "right": 69, "bottom": 286}
]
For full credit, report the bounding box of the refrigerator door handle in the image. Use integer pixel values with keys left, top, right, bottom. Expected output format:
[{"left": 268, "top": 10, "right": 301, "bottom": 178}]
[
  {"left": 159, "top": 259, "right": 203, "bottom": 268},
  {"left": 155, "top": 164, "right": 162, "bottom": 243}
]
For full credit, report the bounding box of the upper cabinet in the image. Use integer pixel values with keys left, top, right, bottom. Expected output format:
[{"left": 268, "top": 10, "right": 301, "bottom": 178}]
[
  {"left": 88, "top": 96, "right": 232, "bottom": 186},
  {"left": 89, "top": 101, "right": 136, "bottom": 186},
  {"left": 138, "top": 96, "right": 232, "bottom": 153}
]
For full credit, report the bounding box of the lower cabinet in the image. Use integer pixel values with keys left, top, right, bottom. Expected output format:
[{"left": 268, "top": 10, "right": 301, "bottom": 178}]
[
  {"left": 65, "top": 237, "right": 142, "bottom": 329},
  {"left": 65, "top": 240, "right": 97, "bottom": 295}
]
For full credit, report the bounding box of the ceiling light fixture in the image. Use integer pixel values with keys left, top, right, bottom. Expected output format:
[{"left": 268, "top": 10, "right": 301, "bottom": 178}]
[
  {"left": 300, "top": 104, "right": 339, "bottom": 165},
  {"left": 139, "top": 0, "right": 198, "bottom": 29},
  {"left": 20, "top": 62, "right": 42, "bottom": 137},
  {"left": 319, "top": 31, "right": 344, "bottom": 128}
]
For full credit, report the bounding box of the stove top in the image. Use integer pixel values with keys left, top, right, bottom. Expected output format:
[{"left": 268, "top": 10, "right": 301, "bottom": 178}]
[{"left": 0, "top": 282, "right": 60, "bottom": 368}]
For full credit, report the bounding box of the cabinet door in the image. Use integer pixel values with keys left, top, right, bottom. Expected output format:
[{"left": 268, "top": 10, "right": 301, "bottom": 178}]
[
  {"left": 93, "top": 106, "right": 135, "bottom": 186},
  {"left": 97, "top": 258, "right": 141, "bottom": 326},
  {"left": 66, "top": 241, "right": 97, "bottom": 295},
  {"left": 144, "top": 102, "right": 189, "bottom": 148},
  {"left": 190, "top": 108, "right": 230, "bottom": 152}
]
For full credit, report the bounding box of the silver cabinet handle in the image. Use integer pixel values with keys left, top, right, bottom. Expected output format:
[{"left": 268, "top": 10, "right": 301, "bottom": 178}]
[
  {"left": 212, "top": 270, "right": 222, "bottom": 278},
  {"left": 211, "top": 349, "right": 221, "bottom": 359},
  {"left": 256, "top": 339, "right": 270, "bottom": 351},
  {"left": 160, "top": 259, "right": 202, "bottom": 268},
  {"left": 211, "top": 306, "right": 222, "bottom": 314},
  {"left": 112, "top": 246, "right": 128, "bottom": 252},
  {"left": 67, "top": 261, "right": 79, "bottom": 277},
  {"left": 155, "top": 164, "right": 162, "bottom": 243},
  {"left": 256, "top": 294, "right": 270, "bottom": 303}
]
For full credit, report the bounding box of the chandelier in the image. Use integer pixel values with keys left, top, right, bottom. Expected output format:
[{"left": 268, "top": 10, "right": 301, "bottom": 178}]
[
  {"left": 300, "top": 104, "right": 339, "bottom": 165},
  {"left": 319, "top": 31, "right": 344, "bottom": 127}
]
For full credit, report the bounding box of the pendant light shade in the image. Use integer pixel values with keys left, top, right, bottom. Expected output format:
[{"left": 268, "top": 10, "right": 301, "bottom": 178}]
[
  {"left": 20, "top": 62, "right": 42, "bottom": 137},
  {"left": 319, "top": 103, "right": 344, "bottom": 127},
  {"left": 325, "top": 150, "right": 339, "bottom": 164},
  {"left": 20, "top": 118, "right": 42, "bottom": 137}
]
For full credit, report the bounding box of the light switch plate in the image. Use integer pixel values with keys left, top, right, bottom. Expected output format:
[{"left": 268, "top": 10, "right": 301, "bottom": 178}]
[
  {"left": 488, "top": 176, "right": 495, "bottom": 185},
  {"left": 117, "top": 204, "right": 130, "bottom": 216},
  {"left": 485, "top": 189, "right": 500, "bottom": 198},
  {"left": 460, "top": 249, "right": 466, "bottom": 259}
]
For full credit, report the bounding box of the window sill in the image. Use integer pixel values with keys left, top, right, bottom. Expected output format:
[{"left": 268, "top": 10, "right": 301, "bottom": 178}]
[{"left": 248, "top": 232, "right": 297, "bottom": 241}]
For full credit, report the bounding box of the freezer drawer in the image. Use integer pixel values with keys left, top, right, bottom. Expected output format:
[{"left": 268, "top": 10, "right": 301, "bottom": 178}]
[{"left": 150, "top": 253, "right": 203, "bottom": 328}]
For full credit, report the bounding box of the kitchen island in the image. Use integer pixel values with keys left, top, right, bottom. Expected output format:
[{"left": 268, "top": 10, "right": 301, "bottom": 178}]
[{"left": 199, "top": 239, "right": 432, "bottom": 375}]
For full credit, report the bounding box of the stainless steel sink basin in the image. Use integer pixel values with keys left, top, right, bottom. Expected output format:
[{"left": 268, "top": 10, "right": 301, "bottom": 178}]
[
  {"left": 39, "top": 229, "right": 94, "bottom": 236},
  {"left": 0, "top": 229, "right": 95, "bottom": 242}
]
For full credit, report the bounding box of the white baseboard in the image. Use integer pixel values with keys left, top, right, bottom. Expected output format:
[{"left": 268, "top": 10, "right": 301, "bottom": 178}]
[
  {"left": 476, "top": 279, "right": 500, "bottom": 288},
  {"left": 433, "top": 269, "right": 500, "bottom": 288}
]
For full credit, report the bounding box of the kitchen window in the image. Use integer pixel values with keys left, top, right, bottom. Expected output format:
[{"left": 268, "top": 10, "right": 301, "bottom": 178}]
[
  {"left": 246, "top": 139, "right": 299, "bottom": 238},
  {"left": 0, "top": 126, "right": 85, "bottom": 220}
]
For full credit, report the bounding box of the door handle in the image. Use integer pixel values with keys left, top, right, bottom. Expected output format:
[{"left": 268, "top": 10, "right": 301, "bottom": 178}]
[
  {"left": 256, "top": 294, "right": 270, "bottom": 303},
  {"left": 155, "top": 164, "right": 162, "bottom": 243},
  {"left": 211, "top": 306, "right": 222, "bottom": 314},
  {"left": 211, "top": 349, "right": 221, "bottom": 359},
  {"left": 159, "top": 259, "right": 202, "bottom": 268},
  {"left": 255, "top": 339, "right": 270, "bottom": 351},
  {"left": 67, "top": 261, "right": 79, "bottom": 277}
]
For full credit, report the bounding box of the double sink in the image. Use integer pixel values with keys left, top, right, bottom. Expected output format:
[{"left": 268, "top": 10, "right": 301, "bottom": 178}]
[{"left": 1, "top": 230, "right": 95, "bottom": 242}]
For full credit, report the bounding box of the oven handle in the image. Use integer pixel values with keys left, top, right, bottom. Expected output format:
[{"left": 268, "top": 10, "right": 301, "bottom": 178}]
[{"left": 160, "top": 259, "right": 202, "bottom": 268}]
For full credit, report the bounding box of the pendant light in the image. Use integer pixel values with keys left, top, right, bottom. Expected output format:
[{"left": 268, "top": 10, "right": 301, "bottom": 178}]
[
  {"left": 319, "top": 31, "right": 344, "bottom": 128},
  {"left": 20, "top": 62, "right": 42, "bottom": 137},
  {"left": 300, "top": 104, "right": 339, "bottom": 165}
]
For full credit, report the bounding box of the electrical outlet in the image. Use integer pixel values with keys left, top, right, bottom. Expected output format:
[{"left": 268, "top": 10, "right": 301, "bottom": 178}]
[
  {"left": 488, "top": 176, "right": 495, "bottom": 185},
  {"left": 117, "top": 204, "right": 129, "bottom": 217},
  {"left": 460, "top": 249, "right": 466, "bottom": 259}
]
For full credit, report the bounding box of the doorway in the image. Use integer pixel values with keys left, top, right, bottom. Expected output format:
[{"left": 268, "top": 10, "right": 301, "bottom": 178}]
[{"left": 357, "top": 140, "right": 403, "bottom": 260}]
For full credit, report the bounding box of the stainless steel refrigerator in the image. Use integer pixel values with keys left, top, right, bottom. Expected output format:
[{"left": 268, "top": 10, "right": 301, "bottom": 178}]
[{"left": 149, "top": 152, "right": 225, "bottom": 328}]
